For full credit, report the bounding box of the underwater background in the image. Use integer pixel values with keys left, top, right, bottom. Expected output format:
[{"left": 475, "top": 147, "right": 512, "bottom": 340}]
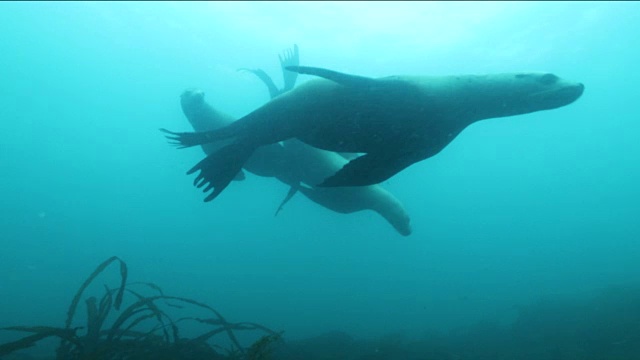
[{"left": 0, "top": 1, "right": 639, "bottom": 358}]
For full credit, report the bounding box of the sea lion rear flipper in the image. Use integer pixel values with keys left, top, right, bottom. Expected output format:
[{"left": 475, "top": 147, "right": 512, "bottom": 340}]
[
  {"left": 280, "top": 44, "right": 299, "bottom": 92},
  {"left": 285, "top": 66, "right": 376, "bottom": 88},
  {"left": 274, "top": 185, "right": 300, "bottom": 216},
  {"left": 318, "top": 151, "right": 415, "bottom": 187},
  {"left": 187, "top": 142, "right": 256, "bottom": 202},
  {"left": 238, "top": 44, "right": 300, "bottom": 99},
  {"left": 238, "top": 68, "right": 280, "bottom": 99}
]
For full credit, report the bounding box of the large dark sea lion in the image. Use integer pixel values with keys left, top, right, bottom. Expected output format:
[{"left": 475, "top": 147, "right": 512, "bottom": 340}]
[
  {"left": 164, "top": 67, "right": 584, "bottom": 202},
  {"left": 179, "top": 46, "right": 412, "bottom": 236}
]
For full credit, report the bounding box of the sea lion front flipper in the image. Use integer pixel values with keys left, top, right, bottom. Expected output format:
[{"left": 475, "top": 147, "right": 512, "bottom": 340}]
[
  {"left": 285, "top": 66, "right": 376, "bottom": 88},
  {"left": 160, "top": 120, "right": 242, "bottom": 148},
  {"left": 318, "top": 151, "right": 415, "bottom": 187},
  {"left": 238, "top": 68, "right": 280, "bottom": 99},
  {"left": 274, "top": 184, "right": 300, "bottom": 216},
  {"left": 187, "top": 142, "right": 256, "bottom": 202},
  {"left": 338, "top": 152, "right": 360, "bottom": 161},
  {"left": 279, "top": 44, "right": 299, "bottom": 92},
  {"left": 233, "top": 170, "right": 246, "bottom": 181}
]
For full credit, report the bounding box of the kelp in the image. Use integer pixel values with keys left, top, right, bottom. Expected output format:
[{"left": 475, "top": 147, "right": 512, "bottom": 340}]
[
  {"left": 0, "top": 326, "right": 81, "bottom": 357},
  {"left": 0, "top": 256, "right": 280, "bottom": 360},
  {"left": 65, "top": 256, "right": 127, "bottom": 329},
  {"left": 245, "top": 332, "right": 284, "bottom": 360}
]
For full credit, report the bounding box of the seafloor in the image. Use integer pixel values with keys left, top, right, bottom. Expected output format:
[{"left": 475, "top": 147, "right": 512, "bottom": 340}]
[{"left": 2, "top": 257, "right": 639, "bottom": 360}]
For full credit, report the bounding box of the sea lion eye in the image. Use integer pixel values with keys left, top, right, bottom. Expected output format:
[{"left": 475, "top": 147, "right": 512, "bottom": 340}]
[{"left": 540, "top": 73, "right": 559, "bottom": 85}]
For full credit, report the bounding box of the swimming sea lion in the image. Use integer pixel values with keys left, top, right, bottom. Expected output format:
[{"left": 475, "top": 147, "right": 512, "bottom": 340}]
[
  {"left": 180, "top": 46, "right": 412, "bottom": 235},
  {"left": 164, "top": 67, "right": 584, "bottom": 203}
]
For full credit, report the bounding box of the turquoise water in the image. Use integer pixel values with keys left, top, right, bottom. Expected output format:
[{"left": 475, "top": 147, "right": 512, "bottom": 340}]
[{"left": 0, "top": 1, "right": 639, "bottom": 356}]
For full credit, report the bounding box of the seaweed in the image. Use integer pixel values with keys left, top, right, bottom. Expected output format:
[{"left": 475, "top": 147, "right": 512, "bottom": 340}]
[
  {"left": 244, "top": 332, "right": 284, "bottom": 360},
  {"left": 0, "top": 256, "right": 280, "bottom": 360}
]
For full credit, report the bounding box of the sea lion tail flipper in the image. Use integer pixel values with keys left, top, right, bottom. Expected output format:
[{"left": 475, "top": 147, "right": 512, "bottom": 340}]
[
  {"left": 160, "top": 126, "right": 238, "bottom": 149},
  {"left": 279, "top": 44, "right": 299, "bottom": 92},
  {"left": 187, "top": 142, "right": 256, "bottom": 202},
  {"left": 238, "top": 68, "right": 280, "bottom": 99},
  {"left": 318, "top": 152, "right": 413, "bottom": 187},
  {"left": 274, "top": 184, "right": 300, "bottom": 216},
  {"left": 285, "top": 66, "right": 375, "bottom": 88}
]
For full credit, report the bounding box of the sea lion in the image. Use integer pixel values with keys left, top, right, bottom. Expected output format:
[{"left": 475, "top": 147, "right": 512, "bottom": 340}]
[
  {"left": 164, "top": 67, "right": 584, "bottom": 202},
  {"left": 180, "top": 46, "right": 412, "bottom": 235}
]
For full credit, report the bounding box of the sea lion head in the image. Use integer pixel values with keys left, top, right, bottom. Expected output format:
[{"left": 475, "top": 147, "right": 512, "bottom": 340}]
[
  {"left": 373, "top": 193, "right": 412, "bottom": 237},
  {"left": 180, "top": 88, "right": 212, "bottom": 131},
  {"left": 471, "top": 72, "right": 584, "bottom": 119},
  {"left": 180, "top": 88, "right": 205, "bottom": 111},
  {"left": 512, "top": 72, "right": 584, "bottom": 111},
  {"left": 388, "top": 209, "right": 412, "bottom": 237}
]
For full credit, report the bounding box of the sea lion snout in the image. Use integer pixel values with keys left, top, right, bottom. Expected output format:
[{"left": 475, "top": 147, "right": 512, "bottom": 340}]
[
  {"left": 181, "top": 89, "right": 205, "bottom": 104},
  {"left": 180, "top": 90, "right": 205, "bottom": 112},
  {"left": 562, "top": 81, "right": 585, "bottom": 105},
  {"left": 396, "top": 222, "right": 412, "bottom": 236}
]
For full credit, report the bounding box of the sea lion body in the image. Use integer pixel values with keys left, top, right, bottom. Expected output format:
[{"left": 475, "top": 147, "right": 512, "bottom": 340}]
[
  {"left": 165, "top": 68, "right": 584, "bottom": 202},
  {"left": 229, "top": 72, "right": 584, "bottom": 159}
]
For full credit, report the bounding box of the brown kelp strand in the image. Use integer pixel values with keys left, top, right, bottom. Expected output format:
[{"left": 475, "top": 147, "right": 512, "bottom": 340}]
[
  {"left": 65, "top": 256, "right": 128, "bottom": 329},
  {"left": 0, "top": 326, "right": 81, "bottom": 357}
]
